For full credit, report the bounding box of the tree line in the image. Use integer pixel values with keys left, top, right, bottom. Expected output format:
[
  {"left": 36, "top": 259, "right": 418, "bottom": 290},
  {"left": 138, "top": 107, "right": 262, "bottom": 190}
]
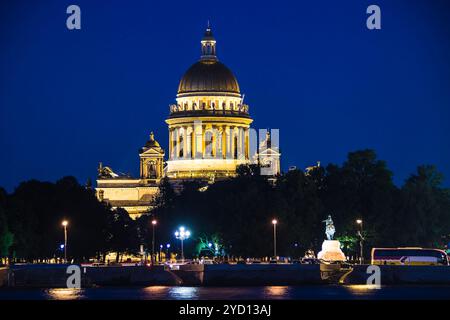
[{"left": 1, "top": 149, "right": 449, "bottom": 263}]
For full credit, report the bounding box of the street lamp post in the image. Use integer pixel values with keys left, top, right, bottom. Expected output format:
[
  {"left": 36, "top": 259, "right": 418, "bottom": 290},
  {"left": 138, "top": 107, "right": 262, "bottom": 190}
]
[
  {"left": 166, "top": 243, "right": 171, "bottom": 262},
  {"left": 62, "top": 220, "right": 68, "bottom": 263},
  {"left": 356, "top": 219, "right": 363, "bottom": 264},
  {"left": 174, "top": 226, "right": 191, "bottom": 263},
  {"left": 151, "top": 219, "right": 157, "bottom": 264},
  {"left": 272, "top": 219, "right": 278, "bottom": 259}
]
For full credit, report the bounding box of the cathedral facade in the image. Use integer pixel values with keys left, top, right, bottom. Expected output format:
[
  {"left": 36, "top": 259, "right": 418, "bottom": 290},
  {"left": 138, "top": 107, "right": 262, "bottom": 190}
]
[{"left": 96, "top": 27, "right": 280, "bottom": 218}]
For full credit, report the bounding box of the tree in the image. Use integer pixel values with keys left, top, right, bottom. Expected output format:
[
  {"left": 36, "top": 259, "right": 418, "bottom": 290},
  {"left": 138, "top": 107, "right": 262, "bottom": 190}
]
[
  {"left": 395, "top": 165, "right": 450, "bottom": 247},
  {"left": 2, "top": 149, "right": 449, "bottom": 262},
  {"left": 6, "top": 177, "right": 112, "bottom": 262},
  {"left": 321, "top": 149, "right": 397, "bottom": 254},
  {"left": 105, "top": 208, "right": 139, "bottom": 262},
  {"left": 275, "top": 168, "right": 324, "bottom": 256},
  {"left": 0, "top": 188, "right": 13, "bottom": 261}
]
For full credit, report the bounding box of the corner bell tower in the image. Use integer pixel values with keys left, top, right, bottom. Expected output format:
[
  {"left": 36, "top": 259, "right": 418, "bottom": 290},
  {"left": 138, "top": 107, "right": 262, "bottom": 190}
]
[{"left": 139, "top": 132, "right": 165, "bottom": 183}]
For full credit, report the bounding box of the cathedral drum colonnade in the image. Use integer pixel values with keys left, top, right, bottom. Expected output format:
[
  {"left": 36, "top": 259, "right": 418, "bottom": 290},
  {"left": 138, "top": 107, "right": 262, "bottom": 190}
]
[
  {"left": 96, "top": 26, "right": 280, "bottom": 218},
  {"left": 165, "top": 26, "right": 253, "bottom": 180}
]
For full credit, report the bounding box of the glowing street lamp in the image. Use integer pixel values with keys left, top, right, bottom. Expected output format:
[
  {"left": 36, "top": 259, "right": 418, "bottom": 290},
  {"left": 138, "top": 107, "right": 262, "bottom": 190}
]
[
  {"left": 166, "top": 243, "right": 171, "bottom": 261},
  {"left": 356, "top": 219, "right": 364, "bottom": 264},
  {"left": 61, "top": 220, "right": 68, "bottom": 263},
  {"left": 272, "top": 219, "right": 278, "bottom": 259},
  {"left": 151, "top": 219, "right": 157, "bottom": 264},
  {"left": 174, "top": 226, "right": 191, "bottom": 263}
]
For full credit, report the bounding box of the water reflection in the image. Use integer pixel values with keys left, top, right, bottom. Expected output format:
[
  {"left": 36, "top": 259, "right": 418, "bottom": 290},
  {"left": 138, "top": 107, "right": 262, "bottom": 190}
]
[
  {"left": 45, "top": 288, "right": 85, "bottom": 300},
  {"left": 168, "top": 287, "right": 199, "bottom": 299},
  {"left": 264, "top": 286, "right": 289, "bottom": 299},
  {"left": 342, "top": 284, "right": 382, "bottom": 298},
  {"left": 346, "top": 284, "right": 382, "bottom": 291},
  {"left": 6, "top": 285, "right": 447, "bottom": 300},
  {"left": 142, "top": 286, "right": 169, "bottom": 299}
]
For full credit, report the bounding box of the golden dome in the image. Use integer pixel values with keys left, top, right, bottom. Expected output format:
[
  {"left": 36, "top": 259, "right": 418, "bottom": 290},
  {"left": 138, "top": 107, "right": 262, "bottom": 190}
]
[{"left": 177, "top": 60, "right": 240, "bottom": 96}]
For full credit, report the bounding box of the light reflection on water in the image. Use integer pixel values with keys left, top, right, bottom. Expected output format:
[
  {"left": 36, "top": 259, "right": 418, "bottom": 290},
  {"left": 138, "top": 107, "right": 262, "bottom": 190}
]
[
  {"left": 168, "top": 287, "right": 199, "bottom": 299},
  {"left": 346, "top": 284, "right": 381, "bottom": 291},
  {"left": 264, "top": 286, "right": 289, "bottom": 299},
  {"left": 1, "top": 285, "right": 450, "bottom": 300},
  {"left": 45, "top": 288, "right": 85, "bottom": 300}
]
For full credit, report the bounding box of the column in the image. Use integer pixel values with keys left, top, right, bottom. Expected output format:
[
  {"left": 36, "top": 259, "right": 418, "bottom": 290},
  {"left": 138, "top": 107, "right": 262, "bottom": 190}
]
[
  {"left": 183, "top": 126, "right": 188, "bottom": 159},
  {"left": 194, "top": 121, "right": 202, "bottom": 159},
  {"left": 222, "top": 126, "right": 227, "bottom": 159},
  {"left": 202, "top": 125, "right": 206, "bottom": 158},
  {"left": 227, "top": 126, "right": 232, "bottom": 159},
  {"left": 237, "top": 127, "right": 242, "bottom": 159},
  {"left": 191, "top": 126, "right": 196, "bottom": 159},
  {"left": 187, "top": 126, "right": 192, "bottom": 159},
  {"left": 211, "top": 126, "right": 216, "bottom": 158},
  {"left": 230, "top": 126, "right": 235, "bottom": 159},
  {"left": 175, "top": 127, "right": 180, "bottom": 160},
  {"left": 244, "top": 128, "right": 250, "bottom": 160},
  {"left": 169, "top": 128, "right": 174, "bottom": 160}
]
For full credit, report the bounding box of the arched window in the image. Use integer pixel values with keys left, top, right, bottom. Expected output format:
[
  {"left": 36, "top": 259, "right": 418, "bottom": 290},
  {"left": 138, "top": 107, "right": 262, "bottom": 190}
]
[{"left": 147, "top": 161, "right": 156, "bottom": 178}]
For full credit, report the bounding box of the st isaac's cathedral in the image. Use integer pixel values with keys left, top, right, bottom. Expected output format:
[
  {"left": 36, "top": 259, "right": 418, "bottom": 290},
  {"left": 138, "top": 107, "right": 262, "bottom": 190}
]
[{"left": 96, "top": 26, "right": 281, "bottom": 218}]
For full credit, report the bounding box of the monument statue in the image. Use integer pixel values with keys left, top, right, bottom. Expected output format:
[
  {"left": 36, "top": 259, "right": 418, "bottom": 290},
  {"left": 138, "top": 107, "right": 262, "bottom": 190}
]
[
  {"left": 323, "top": 215, "right": 336, "bottom": 240},
  {"left": 318, "top": 214, "right": 346, "bottom": 262}
]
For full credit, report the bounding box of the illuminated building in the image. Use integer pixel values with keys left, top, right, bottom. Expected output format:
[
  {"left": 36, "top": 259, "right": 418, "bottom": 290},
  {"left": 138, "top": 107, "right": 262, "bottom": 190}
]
[
  {"left": 96, "top": 132, "right": 164, "bottom": 218},
  {"left": 96, "top": 26, "right": 280, "bottom": 218},
  {"left": 165, "top": 26, "right": 252, "bottom": 180}
]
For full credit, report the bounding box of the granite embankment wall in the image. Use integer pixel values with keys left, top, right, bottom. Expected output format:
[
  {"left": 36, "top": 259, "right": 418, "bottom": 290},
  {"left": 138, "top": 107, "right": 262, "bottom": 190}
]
[
  {"left": 3, "top": 264, "right": 323, "bottom": 287},
  {"left": 341, "top": 265, "right": 450, "bottom": 285},
  {"left": 85, "top": 265, "right": 180, "bottom": 286},
  {"left": 5, "top": 264, "right": 80, "bottom": 287},
  {"left": 5, "top": 264, "right": 180, "bottom": 287},
  {"left": 3, "top": 264, "right": 450, "bottom": 288},
  {"left": 0, "top": 267, "right": 7, "bottom": 287},
  {"left": 202, "top": 264, "right": 322, "bottom": 286}
]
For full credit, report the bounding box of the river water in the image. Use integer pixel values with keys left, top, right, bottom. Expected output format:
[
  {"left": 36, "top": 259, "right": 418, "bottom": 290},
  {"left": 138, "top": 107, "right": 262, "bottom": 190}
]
[{"left": 1, "top": 285, "right": 450, "bottom": 300}]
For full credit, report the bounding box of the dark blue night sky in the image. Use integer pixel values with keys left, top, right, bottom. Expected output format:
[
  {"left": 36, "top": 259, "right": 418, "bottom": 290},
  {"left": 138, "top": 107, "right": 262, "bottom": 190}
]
[{"left": 1, "top": 0, "right": 449, "bottom": 191}]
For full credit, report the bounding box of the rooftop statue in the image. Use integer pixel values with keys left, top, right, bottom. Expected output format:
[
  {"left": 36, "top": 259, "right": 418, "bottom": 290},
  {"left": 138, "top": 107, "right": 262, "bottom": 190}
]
[{"left": 97, "top": 162, "right": 119, "bottom": 178}]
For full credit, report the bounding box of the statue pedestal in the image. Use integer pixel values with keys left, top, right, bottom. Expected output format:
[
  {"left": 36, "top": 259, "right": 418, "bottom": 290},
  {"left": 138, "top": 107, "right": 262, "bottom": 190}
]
[{"left": 317, "top": 240, "right": 346, "bottom": 262}]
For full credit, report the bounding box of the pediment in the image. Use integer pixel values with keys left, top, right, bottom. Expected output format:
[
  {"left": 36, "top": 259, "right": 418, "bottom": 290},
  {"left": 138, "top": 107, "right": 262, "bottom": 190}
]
[
  {"left": 259, "top": 148, "right": 280, "bottom": 156},
  {"left": 140, "top": 147, "right": 164, "bottom": 156}
]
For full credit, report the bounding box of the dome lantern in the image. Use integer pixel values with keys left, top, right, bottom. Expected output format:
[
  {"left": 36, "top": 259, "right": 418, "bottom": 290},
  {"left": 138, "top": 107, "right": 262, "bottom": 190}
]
[{"left": 200, "top": 23, "right": 217, "bottom": 62}]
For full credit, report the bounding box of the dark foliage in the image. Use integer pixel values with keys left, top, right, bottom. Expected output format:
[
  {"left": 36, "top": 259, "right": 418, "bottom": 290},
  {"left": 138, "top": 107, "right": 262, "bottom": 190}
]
[{"left": 1, "top": 150, "right": 449, "bottom": 261}]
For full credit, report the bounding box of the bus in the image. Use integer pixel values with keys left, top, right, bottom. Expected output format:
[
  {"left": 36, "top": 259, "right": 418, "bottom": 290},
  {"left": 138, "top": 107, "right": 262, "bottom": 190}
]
[{"left": 371, "top": 247, "right": 449, "bottom": 266}]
